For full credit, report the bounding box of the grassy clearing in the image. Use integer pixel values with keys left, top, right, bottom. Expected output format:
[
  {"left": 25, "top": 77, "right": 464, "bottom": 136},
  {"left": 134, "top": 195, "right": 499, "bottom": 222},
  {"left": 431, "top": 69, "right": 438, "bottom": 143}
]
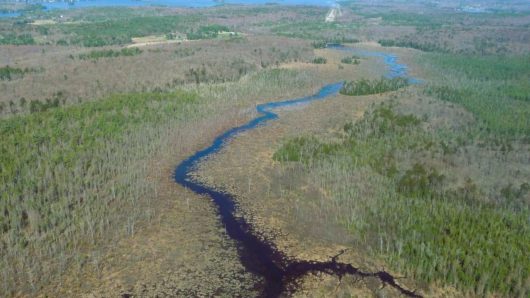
[
  {"left": 420, "top": 53, "right": 530, "bottom": 137},
  {"left": 0, "top": 68, "right": 318, "bottom": 296}
]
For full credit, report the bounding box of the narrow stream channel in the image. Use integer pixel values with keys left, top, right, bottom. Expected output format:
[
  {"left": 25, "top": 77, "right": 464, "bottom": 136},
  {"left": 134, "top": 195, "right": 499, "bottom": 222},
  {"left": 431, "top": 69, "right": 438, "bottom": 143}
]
[{"left": 174, "top": 45, "right": 422, "bottom": 297}]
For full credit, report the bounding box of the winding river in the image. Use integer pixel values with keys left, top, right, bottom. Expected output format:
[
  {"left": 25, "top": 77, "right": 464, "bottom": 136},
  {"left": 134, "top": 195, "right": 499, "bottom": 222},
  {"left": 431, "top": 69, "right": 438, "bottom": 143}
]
[{"left": 174, "top": 45, "right": 422, "bottom": 297}]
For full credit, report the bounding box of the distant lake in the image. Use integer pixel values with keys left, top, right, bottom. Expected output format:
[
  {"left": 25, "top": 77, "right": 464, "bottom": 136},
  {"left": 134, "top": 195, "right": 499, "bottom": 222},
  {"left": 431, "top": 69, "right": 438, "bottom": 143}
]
[
  {"left": 0, "top": 0, "right": 333, "bottom": 18},
  {"left": 0, "top": 11, "right": 21, "bottom": 18}
]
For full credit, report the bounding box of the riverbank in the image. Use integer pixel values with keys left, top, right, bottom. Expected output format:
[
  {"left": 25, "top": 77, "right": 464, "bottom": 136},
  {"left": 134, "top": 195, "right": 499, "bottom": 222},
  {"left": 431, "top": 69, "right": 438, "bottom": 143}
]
[
  {"left": 195, "top": 43, "right": 530, "bottom": 296},
  {"left": 2, "top": 68, "right": 324, "bottom": 297},
  {"left": 190, "top": 44, "right": 429, "bottom": 295}
]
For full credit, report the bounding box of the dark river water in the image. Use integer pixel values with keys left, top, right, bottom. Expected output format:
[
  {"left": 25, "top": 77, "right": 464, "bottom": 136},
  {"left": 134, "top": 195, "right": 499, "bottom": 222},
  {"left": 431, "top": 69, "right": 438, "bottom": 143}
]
[{"left": 174, "top": 44, "right": 423, "bottom": 297}]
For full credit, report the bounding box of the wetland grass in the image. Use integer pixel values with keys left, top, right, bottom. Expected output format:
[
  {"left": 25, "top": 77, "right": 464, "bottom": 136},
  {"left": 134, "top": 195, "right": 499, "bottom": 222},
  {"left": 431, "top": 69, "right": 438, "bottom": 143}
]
[
  {"left": 274, "top": 101, "right": 529, "bottom": 296},
  {"left": 273, "top": 52, "right": 530, "bottom": 295},
  {"left": 0, "top": 68, "right": 318, "bottom": 296}
]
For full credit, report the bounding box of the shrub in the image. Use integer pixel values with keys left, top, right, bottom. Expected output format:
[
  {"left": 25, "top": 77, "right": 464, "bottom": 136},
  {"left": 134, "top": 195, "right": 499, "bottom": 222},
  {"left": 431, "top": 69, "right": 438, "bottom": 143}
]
[
  {"left": 0, "top": 33, "right": 35, "bottom": 45},
  {"left": 340, "top": 56, "right": 360, "bottom": 64},
  {"left": 29, "top": 98, "right": 61, "bottom": 113},
  {"left": 311, "top": 57, "right": 327, "bottom": 64},
  {"left": 186, "top": 24, "right": 230, "bottom": 40},
  {"left": 0, "top": 66, "right": 36, "bottom": 81},
  {"left": 0, "top": 66, "right": 25, "bottom": 80},
  {"left": 273, "top": 136, "right": 339, "bottom": 163},
  {"left": 311, "top": 40, "right": 327, "bottom": 49},
  {"left": 340, "top": 77, "right": 409, "bottom": 96},
  {"left": 378, "top": 39, "right": 447, "bottom": 53},
  {"left": 397, "top": 163, "right": 445, "bottom": 197},
  {"left": 78, "top": 47, "right": 143, "bottom": 60}
]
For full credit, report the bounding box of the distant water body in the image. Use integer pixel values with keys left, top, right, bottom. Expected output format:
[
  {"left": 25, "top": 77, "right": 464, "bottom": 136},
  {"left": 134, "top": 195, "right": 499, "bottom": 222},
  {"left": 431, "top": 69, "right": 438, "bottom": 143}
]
[
  {"left": 0, "top": 0, "right": 333, "bottom": 18},
  {"left": 0, "top": 12, "right": 20, "bottom": 18}
]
